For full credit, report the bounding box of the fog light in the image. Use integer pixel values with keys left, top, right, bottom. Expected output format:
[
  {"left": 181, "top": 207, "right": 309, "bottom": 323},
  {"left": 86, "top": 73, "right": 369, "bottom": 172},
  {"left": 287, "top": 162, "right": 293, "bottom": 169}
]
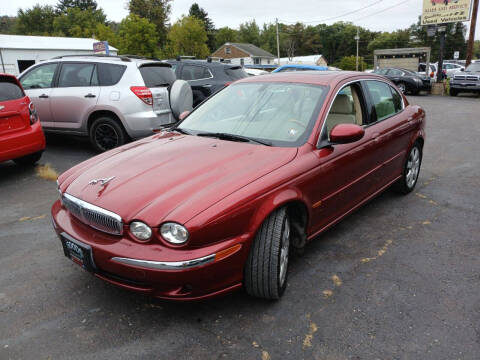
[{"left": 130, "top": 221, "right": 152, "bottom": 241}]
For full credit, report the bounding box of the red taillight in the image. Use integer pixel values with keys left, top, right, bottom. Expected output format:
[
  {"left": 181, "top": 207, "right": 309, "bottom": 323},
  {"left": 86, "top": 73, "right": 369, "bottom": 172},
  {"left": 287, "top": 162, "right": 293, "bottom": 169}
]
[
  {"left": 130, "top": 86, "right": 153, "bottom": 106},
  {"left": 28, "top": 101, "right": 38, "bottom": 125},
  {"left": 430, "top": 71, "right": 434, "bottom": 78}
]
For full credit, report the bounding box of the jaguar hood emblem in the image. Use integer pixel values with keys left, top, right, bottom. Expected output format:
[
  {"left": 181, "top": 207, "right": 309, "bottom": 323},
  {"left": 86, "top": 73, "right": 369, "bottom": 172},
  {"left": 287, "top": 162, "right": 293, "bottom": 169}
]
[{"left": 88, "top": 176, "right": 116, "bottom": 187}]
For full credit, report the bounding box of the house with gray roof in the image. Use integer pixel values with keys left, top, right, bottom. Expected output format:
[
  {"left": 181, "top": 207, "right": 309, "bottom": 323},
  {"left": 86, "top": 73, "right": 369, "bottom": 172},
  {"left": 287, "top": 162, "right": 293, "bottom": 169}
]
[{"left": 211, "top": 42, "right": 275, "bottom": 67}]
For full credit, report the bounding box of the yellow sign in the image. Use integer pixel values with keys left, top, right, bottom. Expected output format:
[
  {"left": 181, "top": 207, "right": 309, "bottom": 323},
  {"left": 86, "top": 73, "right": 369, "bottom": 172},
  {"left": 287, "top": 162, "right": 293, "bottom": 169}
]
[{"left": 421, "top": 0, "right": 473, "bottom": 25}]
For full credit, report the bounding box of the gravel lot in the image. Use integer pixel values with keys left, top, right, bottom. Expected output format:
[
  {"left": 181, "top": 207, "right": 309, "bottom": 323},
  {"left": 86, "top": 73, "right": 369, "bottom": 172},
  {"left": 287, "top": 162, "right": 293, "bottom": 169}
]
[{"left": 1, "top": 94, "right": 479, "bottom": 360}]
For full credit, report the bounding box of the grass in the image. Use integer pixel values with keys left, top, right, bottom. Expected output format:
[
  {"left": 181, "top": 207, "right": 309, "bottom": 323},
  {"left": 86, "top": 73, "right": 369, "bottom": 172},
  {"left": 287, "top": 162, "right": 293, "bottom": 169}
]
[{"left": 35, "top": 163, "right": 58, "bottom": 181}]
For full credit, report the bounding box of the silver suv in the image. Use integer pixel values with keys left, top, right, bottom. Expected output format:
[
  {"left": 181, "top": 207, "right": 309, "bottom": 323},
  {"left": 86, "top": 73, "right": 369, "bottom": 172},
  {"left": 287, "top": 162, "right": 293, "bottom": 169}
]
[{"left": 19, "top": 55, "right": 192, "bottom": 151}]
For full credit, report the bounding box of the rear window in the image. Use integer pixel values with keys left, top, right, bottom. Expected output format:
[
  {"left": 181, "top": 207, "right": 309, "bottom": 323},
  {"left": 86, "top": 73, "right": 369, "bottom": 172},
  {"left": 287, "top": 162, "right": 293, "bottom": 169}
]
[
  {"left": 98, "top": 63, "right": 126, "bottom": 86},
  {"left": 139, "top": 64, "right": 176, "bottom": 87},
  {"left": 224, "top": 67, "right": 248, "bottom": 80},
  {"left": 0, "top": 78, "right": 24, "bottom": 101}
]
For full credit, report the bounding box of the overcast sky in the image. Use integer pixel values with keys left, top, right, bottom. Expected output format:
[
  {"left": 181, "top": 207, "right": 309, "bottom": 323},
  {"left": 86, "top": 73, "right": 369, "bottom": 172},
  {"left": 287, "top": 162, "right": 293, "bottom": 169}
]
[{"left": 3, "top": 0, "right": 480, "bottom": 39}]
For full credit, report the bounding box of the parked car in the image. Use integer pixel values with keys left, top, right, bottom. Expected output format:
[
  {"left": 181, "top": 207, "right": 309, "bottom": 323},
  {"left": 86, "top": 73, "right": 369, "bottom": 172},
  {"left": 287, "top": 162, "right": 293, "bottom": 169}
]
[
  {"left": 244, "top": 68, "right": 269, "bottom": 76},
  {"left": 449, "top": 62, "right": 480, "bottom": 96},
  {"left": 273, "top": 64, "right": 329, "bottom": 73},
  {"left": 373, "top": 67, "right": 431, "bottom": 94},
  {"left": 19, "top": 55, "right": 192, "bottom": 152},
  {"left": 0, "top": 73, "right": 45, "bottom": 165},
  {"left": 442, "top": 62, "right": 464, "bottom": 78},
  {"left": 52, "top": 71, "right": 425, "bottom": 301},
  {"left": 418, "top": 63, "right": 444, "bottom": 80},
  {"left": 165, "top": 58, "right": 249, "bottom": 107}
]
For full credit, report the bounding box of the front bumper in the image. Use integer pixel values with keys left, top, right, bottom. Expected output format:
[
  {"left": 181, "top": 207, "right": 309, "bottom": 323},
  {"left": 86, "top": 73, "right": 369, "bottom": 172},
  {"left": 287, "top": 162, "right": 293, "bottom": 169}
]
[
  {"left": 51, "top": 200, "right": 250, "bottom": 301},
  {"left": 450, "top": 82, "right": 480, "bottom": 92}
]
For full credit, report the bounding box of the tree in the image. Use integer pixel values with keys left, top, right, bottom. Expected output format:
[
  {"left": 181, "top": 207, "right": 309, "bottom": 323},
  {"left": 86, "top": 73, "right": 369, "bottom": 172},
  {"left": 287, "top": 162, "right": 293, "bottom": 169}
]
[
  {"left": 166, "top": 16, "right": 210, "bottom": 58},
  {"left": 56, "top": 0, "right": 98, "bottom": 13},
  {"left": 214, "top": 27, "right": 238, "bottom": 50},
  {"left": 117, "top": 14, "right": 159, "bottom": 58},
  {"left": 16, "top": 5, "right": 56, "bottom": 35},
  {"left": 474, "top": 41, "right": 480, "bottom": 59},
  {"left": 189, "top": 3, "right": 215, "bottom": 51},
  {"left": 0, "top": 16, "right": 17, "bottom": 34},
  {"left": 238, "top": 20, "right": 261, "bottom": 46},
  {"left": 128, "top": 0, "right": 172, "bottom": 46},
  {"left": 367, "top": 30, "right": 410, "bottom": 53},
  {"left": 336, "top": 55, "right": 368, "bottom": 71},
  {"left": 53, "top": 7, "right": 106, "bottom": 37},
  {"left": 95, "top": 23, "right": 118, "bottom": 49}
]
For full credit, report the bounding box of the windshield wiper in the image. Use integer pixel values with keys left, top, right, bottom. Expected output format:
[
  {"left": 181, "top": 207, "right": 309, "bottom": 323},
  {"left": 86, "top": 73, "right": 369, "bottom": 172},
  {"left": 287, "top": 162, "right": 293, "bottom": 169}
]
[
  {"left": 169, "top": 127, "right": 192, "bottom": 135},
  {"left": 197, "top": 132, "right": 272, "bottom": 146}
]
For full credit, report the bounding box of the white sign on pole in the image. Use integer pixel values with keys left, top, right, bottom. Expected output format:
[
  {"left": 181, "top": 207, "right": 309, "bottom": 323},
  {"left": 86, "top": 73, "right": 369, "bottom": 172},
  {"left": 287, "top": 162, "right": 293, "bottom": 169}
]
[{"left": 454, "top": 51, "right": 460, "bottom": 60}]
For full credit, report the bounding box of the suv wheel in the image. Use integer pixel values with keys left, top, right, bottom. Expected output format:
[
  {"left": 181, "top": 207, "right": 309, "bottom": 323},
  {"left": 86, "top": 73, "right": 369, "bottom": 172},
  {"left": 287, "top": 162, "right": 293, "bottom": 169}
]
[
  {"left": 449, "top": 88, "right": 458, "bottom": 96},
  {"left": 89, "top": 117, "right": 127, "bottom": 152}
]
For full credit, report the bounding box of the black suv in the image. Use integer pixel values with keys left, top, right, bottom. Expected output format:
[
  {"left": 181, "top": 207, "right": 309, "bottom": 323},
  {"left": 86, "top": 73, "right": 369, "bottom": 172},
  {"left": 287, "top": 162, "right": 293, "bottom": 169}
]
[
  {"left": 449, "top": 62, "right": 480, "bottom": 96},
  {"left": 165, "top": 59, "right": 248, "bottom": 107}
]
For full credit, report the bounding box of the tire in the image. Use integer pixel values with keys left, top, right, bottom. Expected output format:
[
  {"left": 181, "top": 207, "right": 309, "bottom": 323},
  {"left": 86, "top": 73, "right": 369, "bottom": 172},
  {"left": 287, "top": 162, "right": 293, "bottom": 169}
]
[
  {"left": 89, "top": 116, "right": 128, "bottom": 152},
  {"left": 449, "top": 88, "right": 458, "bottom": 97},
  {"left": 245, "top": 207, "right": 291, "bottom": 300},
  {"left": 393, "top": 141, "right": 422, "bottom": 194},
  {"left": 13, "top": 151, "right": 43, "bottom": 166},
  {"left": 397, "top": 82, "right": 407, "bottom": 94}
]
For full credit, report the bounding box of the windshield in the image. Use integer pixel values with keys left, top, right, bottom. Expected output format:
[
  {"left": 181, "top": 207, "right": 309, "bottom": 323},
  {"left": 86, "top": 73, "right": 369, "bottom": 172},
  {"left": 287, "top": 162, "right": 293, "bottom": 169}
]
[
  {"left": 465, "top": 63, "right": 480, "bottom": 72},
  {"left": 178, "top": 82, "right": 328, "bottom": 147}
]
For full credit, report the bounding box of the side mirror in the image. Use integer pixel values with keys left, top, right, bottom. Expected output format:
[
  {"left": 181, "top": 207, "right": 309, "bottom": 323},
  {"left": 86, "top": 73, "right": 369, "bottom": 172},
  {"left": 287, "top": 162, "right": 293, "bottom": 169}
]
[
  {"left": 460, "top": 68, "right": 465, "bottom": 72},
  {"left": 329, "top": 124, "right": 365, "bottom": 144},
  {"left": 179, "top": 110, "right": 190, "bottom": 121}
]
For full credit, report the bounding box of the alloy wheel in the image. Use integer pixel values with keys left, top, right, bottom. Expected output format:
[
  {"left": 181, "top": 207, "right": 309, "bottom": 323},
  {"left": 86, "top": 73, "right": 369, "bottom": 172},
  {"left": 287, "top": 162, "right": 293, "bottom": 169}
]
[
  {"left": 279, "top": 217, "right": 290, "bottom": 287},
  {"left": 95, "top": 123, "right": 119, "bottom": 151},
  {"left": 406, "top": 146, "right": 421, "bottom": 189}
]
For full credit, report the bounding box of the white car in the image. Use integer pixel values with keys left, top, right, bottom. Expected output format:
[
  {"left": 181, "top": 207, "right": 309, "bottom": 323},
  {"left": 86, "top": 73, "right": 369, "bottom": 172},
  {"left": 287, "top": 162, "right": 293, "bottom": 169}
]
[
  {"left": 244, "top": 68, "right": 269, "bottom": 76},
  {"left": 442, "top": 62, "right": 464, "bottom": 78}
]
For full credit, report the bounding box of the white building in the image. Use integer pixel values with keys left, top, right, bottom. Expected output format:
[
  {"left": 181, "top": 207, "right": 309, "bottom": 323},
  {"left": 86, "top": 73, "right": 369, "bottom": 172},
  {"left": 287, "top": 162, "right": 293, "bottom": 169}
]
[
  {"left": 275, "top": 55, "right": 328, "bottom": 67},
  {"left": 0, "top": 34, "right": 118, "bottom": 76}
]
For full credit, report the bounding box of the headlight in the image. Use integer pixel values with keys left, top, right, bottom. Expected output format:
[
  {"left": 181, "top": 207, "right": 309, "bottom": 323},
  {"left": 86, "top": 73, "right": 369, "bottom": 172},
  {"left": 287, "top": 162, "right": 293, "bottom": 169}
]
[
  {"left": 160, "top": 222, "right": 189, "bottom": 244},
  {"left": 130, "top": 221, "right": 152, "bottom": 241}
]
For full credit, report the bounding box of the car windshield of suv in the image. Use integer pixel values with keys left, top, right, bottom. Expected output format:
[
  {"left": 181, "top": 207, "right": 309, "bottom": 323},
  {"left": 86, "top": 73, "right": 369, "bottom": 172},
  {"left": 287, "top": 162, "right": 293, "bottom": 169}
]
[
  {"left": 178, "top": 82, "right": 327, "bottom": 147},
  {"left": 465, "top": 63, "right": 480, "bottom": 72}
]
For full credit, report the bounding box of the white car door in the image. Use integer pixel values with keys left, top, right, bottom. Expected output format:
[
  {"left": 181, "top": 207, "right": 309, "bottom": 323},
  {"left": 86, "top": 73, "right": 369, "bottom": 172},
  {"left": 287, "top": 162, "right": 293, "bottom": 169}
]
[{"left": 20, "top": 62, "right": 59, "bottom": 129}]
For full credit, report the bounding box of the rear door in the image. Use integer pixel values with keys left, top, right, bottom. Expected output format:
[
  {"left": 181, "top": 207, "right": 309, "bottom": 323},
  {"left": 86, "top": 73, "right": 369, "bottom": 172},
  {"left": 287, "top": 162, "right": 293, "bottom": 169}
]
[
  {"left": 138, "top": 63, "right": 176, "bottom": 119},
  {"left": 20, "top": 62, "right": 58, "bottom": 128},
  {"left": 49, "top": 62, "right": 100, "bottom": 131},
  {"left": 0, "top": 76, "right": 29, "bottom": 137}
]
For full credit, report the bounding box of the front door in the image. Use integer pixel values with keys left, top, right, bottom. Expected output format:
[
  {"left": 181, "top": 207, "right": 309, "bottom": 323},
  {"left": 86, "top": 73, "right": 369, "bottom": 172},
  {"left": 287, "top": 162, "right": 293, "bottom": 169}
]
[
  {"left": 20, "top": 62, "right": 59, "bottom": 128},
  {"left": 49, "top": 62, "right": 100, "bottom": 131}
]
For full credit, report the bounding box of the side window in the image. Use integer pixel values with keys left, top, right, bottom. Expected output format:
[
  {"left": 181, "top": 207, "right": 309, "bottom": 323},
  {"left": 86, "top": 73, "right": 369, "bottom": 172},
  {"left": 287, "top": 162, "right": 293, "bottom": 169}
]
[
  {"left": 58, "top": 63, "right": 95, "bottom": 87},
  {"left": 0, "top": 78, "right": 24, "bottom": 101},
  {"left": 181, "top": 65, "right": 210, "bottom": 80},
  {"left": 388, "top": 69, "right": 403, "bottom": 76},
  {"left": 20, "top": 63, "right": 58, "bottom": 90},
  {"left": 97, "top": 63, "right": 126, "bottom": 86},
  {"left": 390, "top": 85, "right": 403, "bottom": 113},
  {"left": 325, "top": 83, "right": 364, "bottom": 134},
  {"left": 365, "top": 81, "right": 398, "bottom": 122}
]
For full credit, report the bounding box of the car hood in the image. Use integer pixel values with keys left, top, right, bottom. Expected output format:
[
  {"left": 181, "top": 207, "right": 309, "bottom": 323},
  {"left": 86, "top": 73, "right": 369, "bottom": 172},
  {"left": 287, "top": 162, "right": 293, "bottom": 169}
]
[{"left": 63, "top": 133, "right": 297, "bottom": 225}]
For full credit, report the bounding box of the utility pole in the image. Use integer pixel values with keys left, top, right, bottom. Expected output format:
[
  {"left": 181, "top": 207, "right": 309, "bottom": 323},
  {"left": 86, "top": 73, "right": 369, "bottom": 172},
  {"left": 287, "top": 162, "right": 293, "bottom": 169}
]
[
  {"left": 355, "top": 28, "right": 360, "bottom": 71},
  {"left": 466, "top": 0, "right": 479, "bottom": 67},
  {"left": 437, "top": 25, "right": 446, "bottom": 83},
  {"left": 276, "top": 18, "right": 281, "bottom": 68}
]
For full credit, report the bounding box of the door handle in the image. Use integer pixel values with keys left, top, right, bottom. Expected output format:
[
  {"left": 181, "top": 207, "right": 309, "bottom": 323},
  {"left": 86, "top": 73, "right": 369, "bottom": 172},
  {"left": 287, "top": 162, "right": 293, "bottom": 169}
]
[
  {"left": 39, "top": 94, "right": 49, "bottom": 99},
  {"left": 203, "top": 84, "right": 212, "bottom": 88},
  {"left": 84, "top": 93, "right": 96, "bottom": 98}
]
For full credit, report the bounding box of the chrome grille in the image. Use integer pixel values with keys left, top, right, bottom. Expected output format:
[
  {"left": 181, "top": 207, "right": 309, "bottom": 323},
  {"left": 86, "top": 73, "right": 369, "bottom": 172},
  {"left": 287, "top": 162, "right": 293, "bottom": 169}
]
[
  {"left": 454, "top": 75, "right": 479, "bottom": 81},
  {"left": 62, "top": 193, "right": 123, "bottom": 235}
]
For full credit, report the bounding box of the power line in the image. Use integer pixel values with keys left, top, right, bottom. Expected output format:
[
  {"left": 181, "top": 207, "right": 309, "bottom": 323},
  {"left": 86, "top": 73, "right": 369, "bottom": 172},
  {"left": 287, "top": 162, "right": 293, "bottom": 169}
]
[
  {"left": 353, "top": 0, "right": 410, "bottom": 21},
  {"left": 278, "top": 0, "right": 385, "bottom": 24}
]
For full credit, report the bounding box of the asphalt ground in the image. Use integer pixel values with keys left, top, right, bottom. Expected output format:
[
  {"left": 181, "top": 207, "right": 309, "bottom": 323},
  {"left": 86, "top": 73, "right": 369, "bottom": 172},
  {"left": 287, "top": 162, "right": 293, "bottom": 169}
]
[{"left": 1, "top": 94, "right": 479, "bottom": 360}]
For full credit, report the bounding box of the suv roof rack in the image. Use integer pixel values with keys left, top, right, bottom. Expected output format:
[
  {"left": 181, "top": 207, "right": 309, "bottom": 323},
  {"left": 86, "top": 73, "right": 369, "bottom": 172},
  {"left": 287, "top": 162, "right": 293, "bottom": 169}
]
[
  {"left": 121, "top": 54, "right": 162, "bottom": 61},
  {"left": 50, "top": 54, "right": 132, "bottom": 62}
]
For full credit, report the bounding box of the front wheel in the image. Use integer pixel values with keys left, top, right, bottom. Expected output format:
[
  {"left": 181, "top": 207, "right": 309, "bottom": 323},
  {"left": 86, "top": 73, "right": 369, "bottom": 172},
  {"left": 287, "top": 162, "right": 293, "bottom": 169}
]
[
  {"left": 393, "top": 141, "right": 422, "bottom": 194},
  {"left": 89, "top": 117, "right": 128, "bottom": 152},
  {"left": 244, "top": 208, "right": 291, "bottom": 300},
  {"left": 449, "top": 88, "right": 458, "bottom": 97},
  {"left": 397, "top": 82, "right": 407, "bottom": 94}
]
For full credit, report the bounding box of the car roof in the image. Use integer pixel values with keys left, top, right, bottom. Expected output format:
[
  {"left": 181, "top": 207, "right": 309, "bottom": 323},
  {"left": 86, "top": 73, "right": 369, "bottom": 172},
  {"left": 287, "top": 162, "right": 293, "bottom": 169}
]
[
  {"left": 277, "top": 64, "right": 328, "bottom": 70},
  {"left": 40, "top": 55, "right": 171, "bottom": 67},
  {"left": 235, "top": 71, "right": 387, "bottom": 86},
  {"left": 165, "top": 59, "right": 240, "bottom": 68}
]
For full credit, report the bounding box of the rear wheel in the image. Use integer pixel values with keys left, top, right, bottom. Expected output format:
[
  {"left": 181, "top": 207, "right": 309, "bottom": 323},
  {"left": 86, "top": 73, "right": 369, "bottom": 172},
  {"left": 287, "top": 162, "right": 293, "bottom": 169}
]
[
  {"left": 13, "top": 151, "right": 43, "bottom": 166},
  {"left": 89, "top": 116, "right": 128, "bottom": 152},
  {"left": 245, "top": 208, "right": 291, "bottom": 300},
  {"left": 393, "top": 141, "right": 422, "bottom": 194}
]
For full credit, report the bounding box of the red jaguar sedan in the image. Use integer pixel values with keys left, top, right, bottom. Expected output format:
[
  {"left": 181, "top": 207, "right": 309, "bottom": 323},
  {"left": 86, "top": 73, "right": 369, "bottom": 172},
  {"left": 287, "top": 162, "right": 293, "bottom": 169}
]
[
  {"left": 52, "top": 71, "right": 425, "bottom": 301},
  {"left": 0, "top": 73, "right": 45, "bottom": 165}
]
